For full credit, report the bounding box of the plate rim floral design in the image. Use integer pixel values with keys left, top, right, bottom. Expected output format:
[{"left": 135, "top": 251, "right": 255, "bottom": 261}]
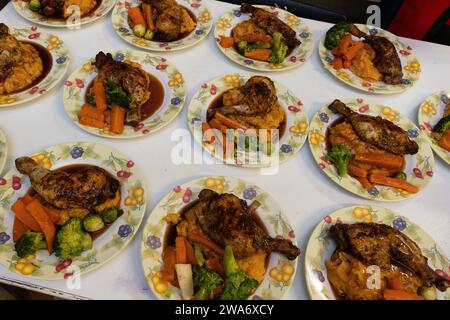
[
  {"left": 308, "top": 98, "right": 434, "bottom": 201},
  {"left": 417, "top": 89, "right": 450, "bottom": 165},
  {"left": 318, "top": 24, "right": 420, "bottom": 94},
  {"left": 0, "top": 141, "right": 147, "bottom": 280},
  {"left": 63, "top": 50, "right": 187, "bottom": 139},
  {"left": 0, "top": 25, "right": 70, "bottom": 108},
  {"left": 141, "top": 175, "right": 298, "bottom": 300},
  {"left": 187, "top": 73, "right": 309, "bottom": 168},
  {"left": 305, "top": 205, "right": 450, "bottom": 300},
  {"left": 214, "top": 5, "right": 314, "bottom": 72},
  {"left": 0, "top": 129, "right": 7, "bottom": 175},
  {"left": 12, "top": 0, "right": 116, "bottom": 28},
  {"left": 111, "top": 0, "right": 213, "bottom": 52}
]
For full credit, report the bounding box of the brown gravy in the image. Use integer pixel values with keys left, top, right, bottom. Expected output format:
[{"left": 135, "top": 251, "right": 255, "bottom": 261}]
[
  {"left": 7, "top": 41, "right": 53, "bottom": 95},
  {"left": 25, "top": 163, "right": 120, "bottom": 241},
  {"left": 85, "top": 73, "right": 164, "bottom": 122},
  {"left": 208, "top": 88, "right": 287, "bottom": 139},
  {"left": 151, "top": 6, "right": 197, "bottom": 42}
]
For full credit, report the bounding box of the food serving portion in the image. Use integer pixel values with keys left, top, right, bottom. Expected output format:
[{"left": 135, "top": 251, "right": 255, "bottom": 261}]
[
  {"left": 188, "top": 74, "right": 308, "bottom": 167},
  {"left": 141, "top": 177, "right": 299, "bottom": 300},
  {"left": 309, "top": 99, "right": 433, "bottom": 201},
  {"left": 63, "top": 50, "right": 186, "bottom": 138},
  {"left": 112, "top": 0, "right": 212, "bottom": 51},
  {"left": 319, "top": 23, "right": 420, "bottom": 93},
  {"left": 418, "top": 90, "right": 450, "bottom": 165},
  {"left": 214, "top": 4, "right": 313, "bottom": 71},
  {"left": 0, "top": 24, "right": 69, "bottom": 107},
  {"left": 0, "top": 142, "right": 146, "bottom": 279},
  {"left": 305, "top": 206, "right": 450, "bottom": 300},
  {"left": 13, "top": 0, "right": 116, "bottom": 27}
]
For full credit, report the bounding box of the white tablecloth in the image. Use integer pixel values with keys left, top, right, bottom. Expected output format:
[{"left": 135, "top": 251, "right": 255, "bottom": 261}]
[{"left": 0, "top": 0, "right": 449, "bottom": 300}]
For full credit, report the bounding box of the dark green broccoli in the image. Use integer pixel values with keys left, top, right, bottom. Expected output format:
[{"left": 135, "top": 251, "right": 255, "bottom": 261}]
[
  {"left": 269, "top": 32, "right": 288, "bottom": 64},
  {"left": 248, "top": 42, "right": 272, "bottom": 50},
  {"left": 83, "top": 213, "right": 104, "bottom": 232},
  {"left": 324, "top": 21, "right": 351, "bottom": 50},
  {"left": 433, "top": 115, "right": 450, "bottom": 136},
  {"left": 105, "top": 77, "right": 131, "bottom": 109},
  {"left": 327, "top": 144, "right": 351, "bottom": 176},
  {"left": 220, "top": 245, "right": 258, "bottom": 300},
  {"left": 87, "top": 92, "right": 96, "bottom": 106},
  {"left": 55, "top": 217, "right": 92, "bottom": 260},
  {"left": 193, "top": 266, "right": 223, "bottom": 300},
  {"left": 15, "top": 232, "right": 47, "bottom": 258},
  {"left": 236, "top": 40, "right": 248, "bottom": 54},
  {"left": 102, "top": 207, "right": 123, "bottom": 224}
]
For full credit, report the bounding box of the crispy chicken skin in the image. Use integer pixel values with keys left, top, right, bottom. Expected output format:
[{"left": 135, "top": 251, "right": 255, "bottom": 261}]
[
  {"left": 94, "top": 52, "right": 151, "bottom": 124},
  {"left": 328, "top": 99, "right": 419, "bottom": 155},
  {"left": 190, "top": 189, "right": 300, "bottom": 260},
  {"left": 15, "top": 157, "right": 120, "bottom": 211},
  {"left": 329, "top": 223, "right": 450, "bottom": 292},
  {"left": 349, "top": 24, "right": 403, "bottom": 85},
  {"left": 232, "top": 20, "right": 271, "bottom": 43},
  {"left": 240, "top": 3, "right": 300, "bottom": 48},
  {"left": 39, "top": 0, "right": 97, "bottom": 18}
]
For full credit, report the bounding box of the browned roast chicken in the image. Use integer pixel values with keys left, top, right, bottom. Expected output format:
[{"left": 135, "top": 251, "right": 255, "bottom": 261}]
[
  {"left": 330, "top": 223, "right": 450, "bottom": 292},
  {"left": 191, "top": 189, "right": 300, "bottom": 260},
  {"left": 328, "top": 99, "right": 419, "bottom": 155},
  {"left": 349, "top": 24, "right": 403, "bottom": 85},
  {"left": 154, "top": 5, "right": 184, "bottom": 41},
  {"left": 0, "top": 24, "right": 22, "bottom": 83},
  {"left": 94, "top": 52, "right": 151, "bottom": 124},
  {"left": 15, "top": 157, "right": 120, "bottom": 211},
  {"left": 39, "top": 0, "right": 97, "bottom": 18},
  {"left": 240, "top": 3, "right": 301, "bottom": 48},
  {"left": 208, "top": 76, "right": 277, "bottom": 118}
]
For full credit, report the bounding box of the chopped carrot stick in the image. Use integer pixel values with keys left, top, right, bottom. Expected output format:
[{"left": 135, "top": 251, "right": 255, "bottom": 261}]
[
  {"left": 78, "top": 103, "right": 105, "bottom": 121},
  {"left": 331, "top": 47, "right": 340, "bottom": 56},
  {"left": 383, "top": 289, "right": 424, "bottom": 300},
  {"left": 189, "top": 234, "right": 224, "bottom": 256},
  {"left": 339, "top": 33, "right": 352, "bottom": 55},
  {"left": 13, "top": 217, "right": 30, "bottom": 242},
  {"left": 43, "top": 206, "right": 61, "bottom": 224},
  {"left": 244, "top": 49, "right": 272, "bottom": 61},
  {"left": 209, "top": 118, "right": 227, "bottom": 134},
  {"left": 219, "top": 36, "right": 235, "bottom": 48},
  {"left": 162, "top": 246, "right": 177, "bottom": 282},
  {"left": 79, "top": 116, "right": 105, "bottom": 129},
  {"left": 128, "top": 7, "right": 146, "bottom": 27},
  {"left": 438, "top": 131, "right": 450, "bottom": 151},
  {"left": 175, "top": 236, "right": 188, "bottom": 264},
  {"left": 388, "top": 276, "right": 405, "bottom": 290},
  {"left": 205, "top": 258, "right": 224, "bottom": 278},
  {"left": 110, "top": 104, "right": 126, "bottom": 134},
  {"left": 347, "top": 162, "right": 368, "bottom": 178},
  {"left": 354, "top": 153, "right": 404, "bottom": 171},
  {"left": 214, "top": 112, "right": 248, "bottom": 131},
  {"left": 356, "top": 176, "right": 373, "bottom": 189},
  {"left": 25, "top": 200, "right": 56, "bottom": 253},
  {"left": 93, "top": 80, "right": 107, "bottom": 112},
  {"left": 21, "top": 194, "right": 35, "bottom": 205},
  {"left": 142, "top": 3, "right": 155, "bottom": 31},
  {"left": 185, "top": 239, "right": 197, "bottom": 265},
  {"left": 343, "top": 58, "right": 351, "bottom": 69},
  {"left": 343, "top": 42, "right": 364, "bottom": 61},
  {"left": 11, "top": 200, "right": 41, "bottom": 232},
  {"left": 202, "top": 122, "right": 215, "bottom": 144},
  {"left": 369, "top": 173, "right": 419, "bottom": 193},
  {"left": 331, "top": 56, "right": 343, "bottom": 70}
]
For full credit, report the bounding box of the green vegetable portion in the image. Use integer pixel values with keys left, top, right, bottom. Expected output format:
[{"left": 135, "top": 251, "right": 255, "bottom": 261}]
[
  {"left": 105, "top": 77, "right": 131, "bottom": 109},
  {"left": 133, "top": 24, "right": 146, "bottom": 38},
  {"left": 15, "top": 232, "right": 47, "bottom": 258},
  {"left": 144, "top": 29, "right": 154, "bottom": 40},
  {"left": 236, "top": 40, "right": 248, "bottom": 54},
  {"left": 87, "top": 92, "right": 96, "bottom": 106},
  {"left": 193, "top": 266, "right": 223, "bottom": 300},
  {"left": 269, "top": 32, "right": 288, "bottom": 64},
  {"left": 55, "top": 217, "right": 93, "bottom": 260},
  {"left": 324, "top": 21, "right": 351, "bottom": 50},
  {"left": 393, "top": 171, "right": 407, "bottom": 180},
  {"left": 433, "top": 115, "right": 450, "bottom": 136},
  {"left": 327, "top": 144, "right": 352, "bottom": 176},
  {"left": 194, "top": 243, "right": 205, "bottom": 267},
  {"left": 29, "top": 0, "right": 41, "bottom": 12},
  {"left": 102, "top": 207, "right": 123, "bottom": 224},
  {"left": 220, "top": 245, "right": 258, "bottom": 300},
  {"left": 83, "top": 213, "right": 105, "bottom": 232}
]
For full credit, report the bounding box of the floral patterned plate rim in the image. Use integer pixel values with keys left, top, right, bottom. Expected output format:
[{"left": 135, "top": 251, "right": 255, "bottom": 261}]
[
  {"left": 111, "top": 0, "right": 213, "bottom": 52},
  {"left": 309, "top": 98, "right": 434, "bottom": 201},
  {"left": 0, "top": 129, "right": 7, "bottom": 175},
  {"left": 305, "top": 205, "right": 450, "bottom": 300},
  {"left": 417, "top": 89, "right": 450, "bottom": 165},
  {"left": 141, "top": 176, "right": 298, "bottom": 300},
  {"left": 214, "top": 5, "right": 314, "bottom": 72},
  {"left": 318, "top": 24, "right": 420, "bottom": 94},
  {"left": 0, "top": 142, "right": 147, "bottom": 280},
  {"left": 0, "top": 25, "right": 70, "bottom": 108},
  {"left": 63, "top": 50, "right": 186, "bottom": 139},
  {"left": 187, "top": 73, "right": 309, "bottom": 168},
  {"left": 12, "top": 0, "right": 116, "bottom": 28}
]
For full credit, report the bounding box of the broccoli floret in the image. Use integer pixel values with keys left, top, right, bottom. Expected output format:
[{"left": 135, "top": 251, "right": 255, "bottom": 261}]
[
  {"left": 83, "top": 213, "right": 104, "bottom": 232},
  {"left": 87, "top": 92, "right": 96, "bottom": 106},
  {"left": 193, "top": 266, "right": 223, "bottom": 300},
  {"left": 268, "top": 32, "right": 288, "bottom": 64},
  {"left": 248, "top": 42, "right": 271, "bottom": 50},
  {"left": 220, "top": 245, "right": 258, "bottom": 300},
  {"left": 102, "top": 207, "right": 123, "bottom": 224},
  {"left": 55, "top": 218, "right": 92, "bottom": 260},
  {"left": 236, "top": 40, "right": 248, "bottom": 54},
  {"left": 324, "top": 21, "right": 351, "bottom": 50},
  {"left": 327, "top": 144, "right": 352, "bottom": 176},
  {"left": 433, "top": 115, "right": 450, "bottom": 136},
  {"left": 15, "top": 232, "right": 47, "bottom": 258},
  {"left": 105, "top": 77, "right": 131, "bottom": 109}
]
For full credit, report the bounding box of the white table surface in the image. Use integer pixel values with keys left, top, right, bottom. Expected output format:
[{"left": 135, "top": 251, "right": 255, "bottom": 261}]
[{"left": 0, "top": 0, "right": 449, "bottom": 300}]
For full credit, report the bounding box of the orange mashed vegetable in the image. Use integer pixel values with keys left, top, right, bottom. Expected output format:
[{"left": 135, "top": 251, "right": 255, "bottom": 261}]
[{"left": 350, "top": 43, "right": 382, "bottom": 82}]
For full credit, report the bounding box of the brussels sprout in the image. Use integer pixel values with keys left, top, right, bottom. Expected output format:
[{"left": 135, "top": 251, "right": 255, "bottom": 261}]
[
  {"left": 144, "top": 29, "right": 154, "bottom": 40},
  {"left": 29, "top": 0, "right": 41, "bottom": 12},
  {"left": 419, "top": 286, "right": 437, "bottom": 300},
  {"left": 236, "top": 40, "right": 247, "bottom": 54},
  {"left": 393, "top": 171, "right": 407, "bottom": 180},
  {"left": 133, "top": 24, "right": 146, "bottom": 38},
  {"left": 83, "top": 214, "right": 105, "bottom": 232},
  {"left": 102, "top": 207, "right": 123, "bottom": 224}
]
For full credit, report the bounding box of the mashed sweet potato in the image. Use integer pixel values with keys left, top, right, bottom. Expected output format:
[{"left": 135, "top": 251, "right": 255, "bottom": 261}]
[{"left": 350, "top": 43, "right": 382, "bottom": 82}]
